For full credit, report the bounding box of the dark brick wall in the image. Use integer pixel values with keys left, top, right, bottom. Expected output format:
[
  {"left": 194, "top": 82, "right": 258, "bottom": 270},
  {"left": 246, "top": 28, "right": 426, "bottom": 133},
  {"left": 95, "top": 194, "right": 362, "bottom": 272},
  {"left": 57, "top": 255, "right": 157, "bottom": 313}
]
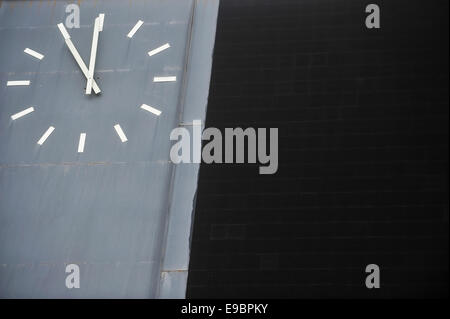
[{"left": 187, "top": 0, "right": 448, "bottom": 298}]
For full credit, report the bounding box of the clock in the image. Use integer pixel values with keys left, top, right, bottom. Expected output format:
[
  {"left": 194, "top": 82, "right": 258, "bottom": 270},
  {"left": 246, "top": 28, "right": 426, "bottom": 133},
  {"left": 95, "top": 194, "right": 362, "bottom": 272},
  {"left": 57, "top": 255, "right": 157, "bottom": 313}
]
[
  {"left": 0, "top": 0, "right": 218, "bottom": 298},
  {"left": 1, "top": 2, "right": 186, "bottom": 161}
]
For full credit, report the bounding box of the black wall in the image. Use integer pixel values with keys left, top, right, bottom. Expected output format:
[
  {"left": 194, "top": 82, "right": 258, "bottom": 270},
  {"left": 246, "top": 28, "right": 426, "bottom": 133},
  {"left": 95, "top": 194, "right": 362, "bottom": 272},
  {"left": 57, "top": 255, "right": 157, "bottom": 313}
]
[{"left": 187, "top": 0, "right": 448, "bottom": 298}]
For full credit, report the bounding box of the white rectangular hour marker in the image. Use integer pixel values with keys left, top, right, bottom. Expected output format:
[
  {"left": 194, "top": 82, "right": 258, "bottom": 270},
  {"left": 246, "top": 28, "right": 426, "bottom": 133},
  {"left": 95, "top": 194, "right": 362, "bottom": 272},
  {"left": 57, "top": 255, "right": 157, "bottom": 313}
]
[
  {"left": 153, "top": 76, "right": 176, "bottom": 82},
  {"left": 24, "top": 48, "right": 44, "bottom": 60},
  {"left": 78, "top": 133, "right": 86, "bottom": 153},
  {"left": 127, "top": 20, "right": 144, "bottom": 38},
  {"left": 148, "top": 43, "right": 170, "bottom": 56},
  {"left": 7, "top": 80, "right": 30, "bottom": 86},
  {"left": 114, "top": 124, "right": 128, "bottom": 142},
  {"left": 11, "top": 107, "right": 34, "bottom": 120},
  {"left": 140, "top": 104, "right": 162, "bottom": 116},
  {"left": 37, "top": 126, "right": 55, "bottom": 145}
]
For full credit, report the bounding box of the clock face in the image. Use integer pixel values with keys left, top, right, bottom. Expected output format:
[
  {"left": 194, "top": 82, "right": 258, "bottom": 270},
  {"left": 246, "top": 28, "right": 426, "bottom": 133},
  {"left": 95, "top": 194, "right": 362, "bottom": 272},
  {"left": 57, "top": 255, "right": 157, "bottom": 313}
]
[
  {"left": 0, "top": 0, "right": 218, "bottom": 298},
  {"left": 0, "top": 0, "right": 190, "bottom": 164}
]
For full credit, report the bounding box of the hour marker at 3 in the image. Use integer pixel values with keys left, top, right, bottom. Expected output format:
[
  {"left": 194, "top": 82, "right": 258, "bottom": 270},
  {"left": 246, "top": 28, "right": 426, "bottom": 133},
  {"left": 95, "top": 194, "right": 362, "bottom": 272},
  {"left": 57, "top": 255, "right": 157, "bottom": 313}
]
[
  {"left": 114, "top": 124, "right": 128, "bottom": 142},
  {"left": 37, "top": 126, "right": 55, "bottom": 145},
  {"left": 140, "top": 104, "right": 161, "bottom": 116},
  {"left": 148, "top": 43, "right": 170, "bottom": 56},
  {"left": 7, "top": 80, "right": 30, "bottom": 86},
  {"left": 11, "top": 107, "right": 34, "bottom": 120},
  {"left": 127, "top": 20, "right": 144, "bottom": 38},
  {"left": 78, "top": 133, "right": 86, "bottom": 153},
  {"left": 153, "top": 76, "right": 176, "bottom": 82},
  {"left": 24, "top": 48, "right": 44, "bottom": 60}
]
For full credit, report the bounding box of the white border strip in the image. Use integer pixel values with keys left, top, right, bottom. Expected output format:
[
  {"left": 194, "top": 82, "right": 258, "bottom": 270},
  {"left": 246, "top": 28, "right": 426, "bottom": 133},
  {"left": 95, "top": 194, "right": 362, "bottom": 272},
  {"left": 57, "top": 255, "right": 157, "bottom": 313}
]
[
  {"left": 153, "top": 76, "right": 176, "bottom": 83},
  {"left": 24, "top": 48, "right": 44, "bottom": 60},
  {"left": 7, "top": 80, "right": 30, "bottom": 86},
  {"left": 114, "top": 124, "right": 128, "bottom": 142},
  {"left": 127, "top": 20, "right": 144, "bottom": 38},
  {"left": 11, "top": 107, "right": 34, "bottom": 120},
  {"left": 140, "top": 104, "right": 161, "bottom": 116},
  {"left": 37, "top": 126, "right": 55, "bottom": 145},
  {"left": 148, "top": 43, "right": 171, "bottom": 57},
  {"left": 78, "top": 133, "right": 86, "bottom": 153}
]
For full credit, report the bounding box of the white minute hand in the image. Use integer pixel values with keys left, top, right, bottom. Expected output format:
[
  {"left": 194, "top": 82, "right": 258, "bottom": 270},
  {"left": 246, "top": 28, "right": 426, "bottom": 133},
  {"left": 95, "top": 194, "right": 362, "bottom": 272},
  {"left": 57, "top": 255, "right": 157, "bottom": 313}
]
[
  {"left": 86, "top": 14, "right": 104, "bottom": 95},
  {"left": 57, "top": 23, "right": 101, "bottom": 94}
]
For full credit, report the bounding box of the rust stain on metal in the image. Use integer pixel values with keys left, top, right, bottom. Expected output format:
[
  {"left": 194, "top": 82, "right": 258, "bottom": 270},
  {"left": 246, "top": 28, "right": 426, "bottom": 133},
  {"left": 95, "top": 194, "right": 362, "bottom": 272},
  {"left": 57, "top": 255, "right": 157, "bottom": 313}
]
[
  {"left": 0, "top": 160, "right": 171, "bottom": 169},
  {"left": 162, "top": 269, "right": 187, "bottom": 273}
]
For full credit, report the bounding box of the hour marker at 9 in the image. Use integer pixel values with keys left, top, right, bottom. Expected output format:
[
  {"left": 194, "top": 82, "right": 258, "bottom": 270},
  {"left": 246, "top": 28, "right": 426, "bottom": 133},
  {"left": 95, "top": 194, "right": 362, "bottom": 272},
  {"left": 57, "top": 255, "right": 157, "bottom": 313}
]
[
  {"left": 11, "top": 107, "right": 34, "bottom": 120},
  {"left": 78, "top": 133, "right": 86, "bottom": 153},
  {"left": 114, "top": 124, "right": 128, "bottom": 142},
  {"left": 7, "top": 80, "right": 30, "bottom": 86}
]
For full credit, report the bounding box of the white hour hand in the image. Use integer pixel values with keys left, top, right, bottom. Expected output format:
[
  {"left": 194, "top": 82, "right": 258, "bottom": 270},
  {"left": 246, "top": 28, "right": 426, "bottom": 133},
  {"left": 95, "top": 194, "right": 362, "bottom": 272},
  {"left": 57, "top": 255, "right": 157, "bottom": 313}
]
[{"left": 57, "top": 23, "right": 101, "bottom": 94}]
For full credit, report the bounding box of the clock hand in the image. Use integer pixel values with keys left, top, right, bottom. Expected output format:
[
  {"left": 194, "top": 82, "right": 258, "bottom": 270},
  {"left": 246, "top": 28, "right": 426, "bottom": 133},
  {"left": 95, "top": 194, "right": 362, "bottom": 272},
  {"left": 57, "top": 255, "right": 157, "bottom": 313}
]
[
  {"left": 86, "top": 14, "right": 104, "bottom": 95},
  {"left": 57, "top": 23, "right": 101, "bottom": 94}
]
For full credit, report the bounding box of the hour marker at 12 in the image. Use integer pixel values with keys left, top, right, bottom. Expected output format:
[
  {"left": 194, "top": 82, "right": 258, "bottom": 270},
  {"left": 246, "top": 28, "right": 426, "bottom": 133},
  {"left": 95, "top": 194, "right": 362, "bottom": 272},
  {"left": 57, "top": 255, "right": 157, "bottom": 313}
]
[{"left": 78, "top": 133, "right": 86, "bottom": 153}]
